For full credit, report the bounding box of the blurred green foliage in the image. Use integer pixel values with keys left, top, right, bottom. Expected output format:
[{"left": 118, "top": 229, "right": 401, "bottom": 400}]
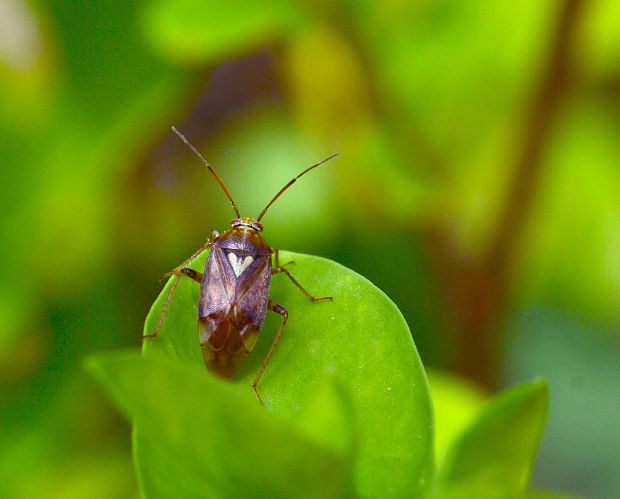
[{"left": 1, "top": 0, "right": 618, "bottom": 497}]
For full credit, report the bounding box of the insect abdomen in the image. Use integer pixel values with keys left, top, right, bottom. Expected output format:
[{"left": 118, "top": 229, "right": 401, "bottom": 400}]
[{"left": 199, "top": 316, "right": 260, "bottom": 378}]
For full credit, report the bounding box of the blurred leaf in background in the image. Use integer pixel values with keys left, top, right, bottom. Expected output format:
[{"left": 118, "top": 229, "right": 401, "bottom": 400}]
[{"left": 0, "top": 0, "right": 618, "bottom": 497}]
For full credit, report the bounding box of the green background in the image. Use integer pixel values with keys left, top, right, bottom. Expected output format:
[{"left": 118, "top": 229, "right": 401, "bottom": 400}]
[{"left": 1, "top": 0, "right": 618, "bottom": 497}]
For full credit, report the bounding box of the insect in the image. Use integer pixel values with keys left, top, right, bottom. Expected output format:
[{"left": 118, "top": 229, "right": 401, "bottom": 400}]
[{"left": 144, "top": 126, "right": 336, "bottom": 404}]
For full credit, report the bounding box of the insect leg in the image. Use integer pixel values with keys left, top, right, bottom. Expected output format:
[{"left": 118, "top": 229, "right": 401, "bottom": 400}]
[
  {"left": 143, "top": 267, "right": 203, "bottom": 339},
  {"left": 272, "top": 248, "right": 294, "bottom": 269},
  {"left": 252, "top": 300, "right": 288, "bottom": 405},
  {"left": 161, "top": 241, "right": 212, "bottom": 280},
  {"left": 272, "top": 267, "right": 332, "bottom": 302}
]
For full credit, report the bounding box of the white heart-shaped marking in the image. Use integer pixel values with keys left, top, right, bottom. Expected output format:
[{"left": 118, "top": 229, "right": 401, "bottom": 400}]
[{"left": 227, "top": 252, "right": 254, "bottom": 277}]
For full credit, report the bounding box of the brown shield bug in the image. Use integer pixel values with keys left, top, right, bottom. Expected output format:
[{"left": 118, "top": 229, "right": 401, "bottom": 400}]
[{"left": 144, "top": 126, "right": 336, "bottom": 404}]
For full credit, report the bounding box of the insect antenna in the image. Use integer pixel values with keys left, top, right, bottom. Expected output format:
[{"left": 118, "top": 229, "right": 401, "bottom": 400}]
[
  {"left": 256, "top": 153, "right": 338, "bottom": 222},
  {"left": 171, "top": 126, "right": 241, "bottom": 219}
]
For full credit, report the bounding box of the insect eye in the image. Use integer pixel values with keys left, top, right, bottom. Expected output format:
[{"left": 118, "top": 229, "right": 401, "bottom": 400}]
[
  {"left": 252, "top": 222, "right": 263, "bottom": 232},
  {"left": 231, "top": 219, "right": 241, "bottom": 227}
]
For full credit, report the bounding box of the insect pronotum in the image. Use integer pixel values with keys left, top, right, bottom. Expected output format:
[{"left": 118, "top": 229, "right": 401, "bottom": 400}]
[{"left": 143, "top": 127, "right": 337, "bottom": 404}]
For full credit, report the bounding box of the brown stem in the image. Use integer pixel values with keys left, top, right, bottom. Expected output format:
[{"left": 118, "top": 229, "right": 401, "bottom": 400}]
[
  {"left": 435, "top": 0, "right": 585, "bottom": 388},
  {"left": 488, "top": 0, "right": 584, "bottom": 272}
]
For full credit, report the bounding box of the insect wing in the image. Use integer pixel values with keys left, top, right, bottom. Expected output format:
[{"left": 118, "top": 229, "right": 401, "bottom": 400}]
[
  {"left": 199, "top": 245, "right": 236, "bottom": 319},
  {"left": 233, "top": 254, "right": 272, "bottom": 329}
]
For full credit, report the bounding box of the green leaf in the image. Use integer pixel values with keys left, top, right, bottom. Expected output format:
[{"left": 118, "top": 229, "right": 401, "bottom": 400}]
[
  {"left": 85, "top": 351, "right": 354, "bottom": 498},
  {"left": 142, "top": 250, "right": 433, "bottom": 497},
  {"left": 427, "top": 369, "right": 487, "bottom": 464},
  {"left": 436, "top": 381, "right": 549, "bottom": 496}
]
